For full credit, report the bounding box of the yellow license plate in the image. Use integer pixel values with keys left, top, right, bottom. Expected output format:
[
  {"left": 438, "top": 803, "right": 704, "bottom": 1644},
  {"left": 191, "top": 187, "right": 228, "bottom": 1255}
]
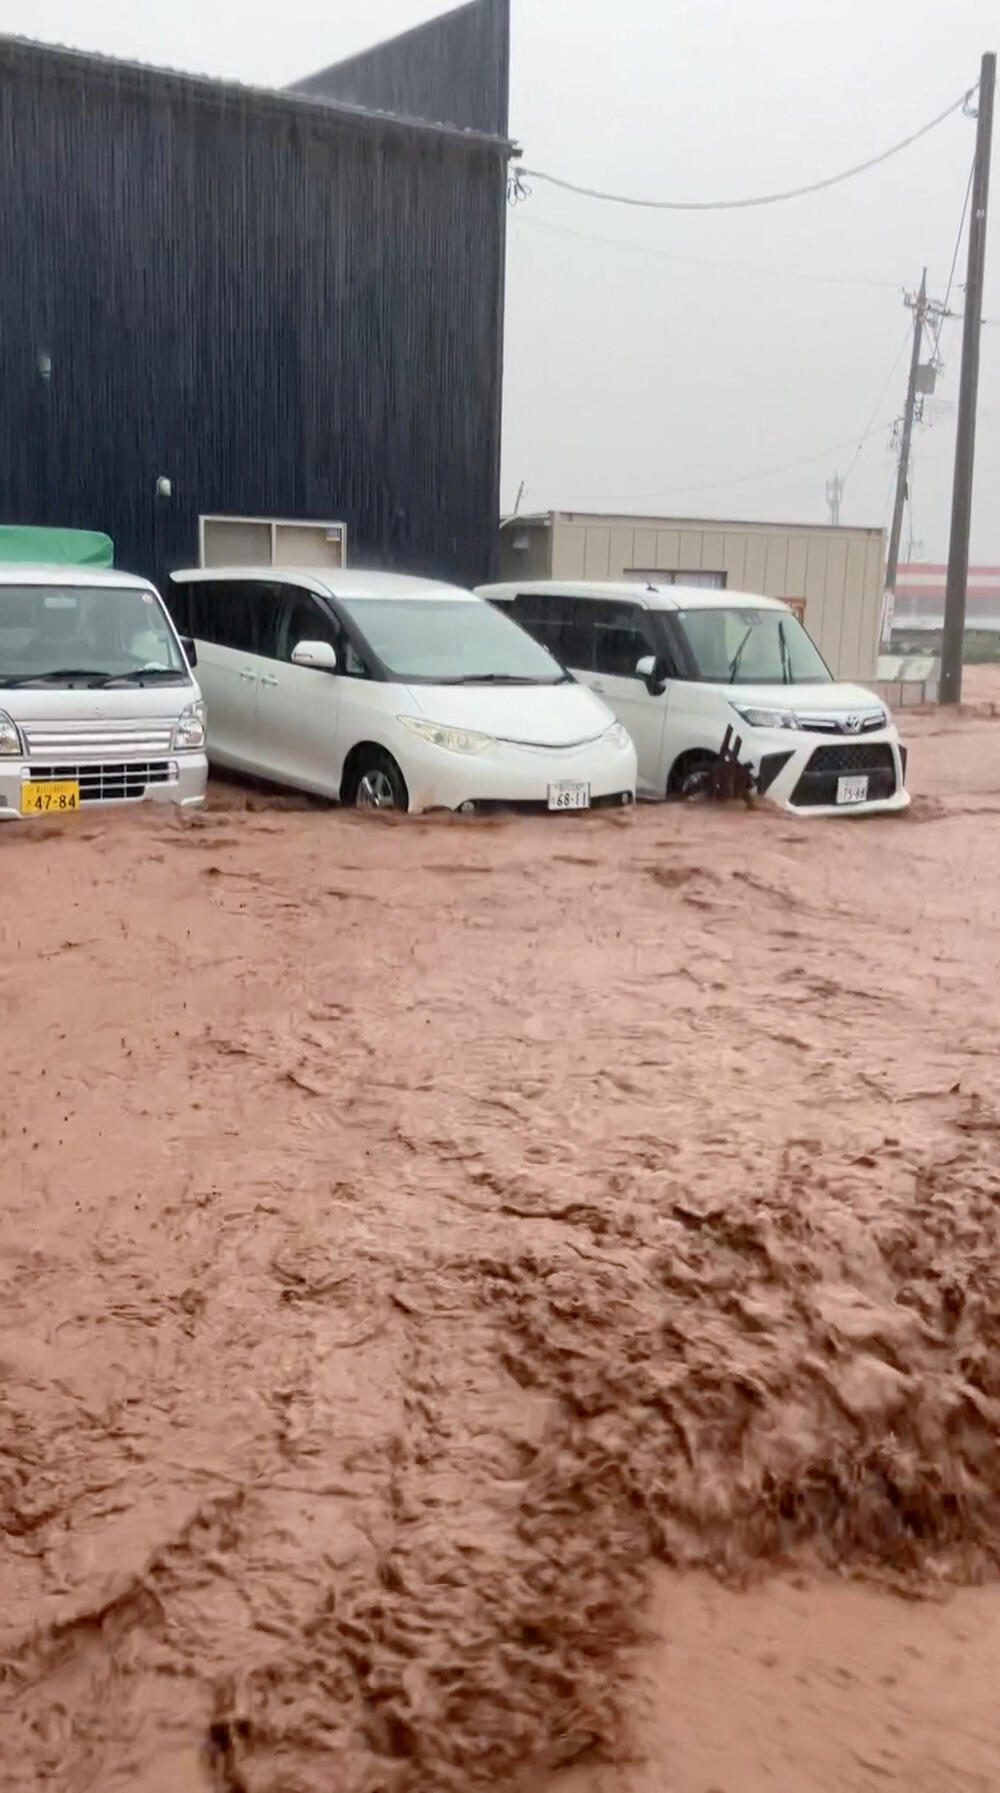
[{"left": 20, "top": 780, "right": 81, "bottom": 815}]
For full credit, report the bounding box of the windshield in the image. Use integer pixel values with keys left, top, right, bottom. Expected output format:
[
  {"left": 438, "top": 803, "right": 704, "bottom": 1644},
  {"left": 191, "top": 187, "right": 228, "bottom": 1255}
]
[
  {"left": 339, "top": 597, "right": 568, "bottom": 684},
  {"left": 675, "top": 606, "right": 832, "bottom": 686},
  {"left": 0, "top": 584, "right": 187, "bottom": 686}
]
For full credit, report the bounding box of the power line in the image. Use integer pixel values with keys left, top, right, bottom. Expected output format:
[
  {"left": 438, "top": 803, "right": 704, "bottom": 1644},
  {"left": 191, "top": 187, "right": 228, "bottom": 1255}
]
[
  {"left": 552, "top": 417, "right": 895, "bottom": 510},
  {"left": 943, "top": 156, "right": 976, "bottom": 313},
  {"left": 512, "top": 212, "right": 905, "bottom": 290},
  {"left": 842, "top": 325, "right": 914, "bottom": 490},
  {"left": 514, "top": 84, "right": 975, "bottom": 212}
]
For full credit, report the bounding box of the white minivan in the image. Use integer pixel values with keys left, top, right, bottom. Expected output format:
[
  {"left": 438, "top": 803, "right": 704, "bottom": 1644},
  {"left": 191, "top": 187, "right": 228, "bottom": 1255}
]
[
  {"left": 478, "top": 582, "right": 909, "bottom": 815},
  {"left": 0, "top": 566, "right": 207, "bottom": 820},
  {"left": 167, "top": 567, "right": 636, "bottom": 813}
]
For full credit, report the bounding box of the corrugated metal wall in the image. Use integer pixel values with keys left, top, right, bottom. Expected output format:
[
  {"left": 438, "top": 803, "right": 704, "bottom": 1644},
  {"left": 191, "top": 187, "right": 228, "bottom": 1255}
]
[
  {"left": 0, "top": 32, "right": 509, "bottom": 591},
  {"left": 292, "top": 0, "right": 510, "bottom": 137}
]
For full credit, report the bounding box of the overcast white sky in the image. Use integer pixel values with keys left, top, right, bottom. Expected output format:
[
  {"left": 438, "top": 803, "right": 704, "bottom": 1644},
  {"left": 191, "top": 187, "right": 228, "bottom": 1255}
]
[{"left": 1, "top": 0, "right": 997, "bottom": 558}]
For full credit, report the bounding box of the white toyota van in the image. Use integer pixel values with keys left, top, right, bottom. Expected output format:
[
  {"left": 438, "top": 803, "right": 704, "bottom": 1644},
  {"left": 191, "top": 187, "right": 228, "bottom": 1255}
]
[
  {"left": 478, "top": 581, "right": 909, "bottom": 815},
  {"left": 0, "top": 566, "right": 207, "bottom": 820},
  {"left": 167, "top": 567, "right": 636, "bottom": 813}
]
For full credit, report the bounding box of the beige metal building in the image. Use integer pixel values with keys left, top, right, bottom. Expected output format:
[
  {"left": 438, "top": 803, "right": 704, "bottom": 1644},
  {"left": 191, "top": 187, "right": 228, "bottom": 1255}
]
[{"left": 497, "top": 511, "right": 886, "bottom": 681}]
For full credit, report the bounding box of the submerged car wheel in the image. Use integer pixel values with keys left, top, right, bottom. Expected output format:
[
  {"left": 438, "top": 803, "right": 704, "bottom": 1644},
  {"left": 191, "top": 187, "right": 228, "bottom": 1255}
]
[
  {"left": 669, "top": 751, "right": 717, "bottom": 801},
  {"left": 352, "top": 749, "right": 409, "bottom": 812}
]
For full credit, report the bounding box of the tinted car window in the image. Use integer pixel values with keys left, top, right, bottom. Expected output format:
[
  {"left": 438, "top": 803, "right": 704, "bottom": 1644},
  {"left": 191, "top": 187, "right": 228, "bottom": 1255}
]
[
  {"left": 277, "top": 588, "right": 368, "bottom": 677},
  {"left": 174, "top": 580, "right": 280, "bottom": 658},
  {"left": 511, "top": 593, "right": 595, "bottom": 671},
  {"left": 590, "top": 601, "right": 659, "bottom": 679},
  {"left": 166, "top": 580, "right": 192, "bottom": 637},
  {"left": 278, "top": 590, "right": 339, "bottom": 658}
]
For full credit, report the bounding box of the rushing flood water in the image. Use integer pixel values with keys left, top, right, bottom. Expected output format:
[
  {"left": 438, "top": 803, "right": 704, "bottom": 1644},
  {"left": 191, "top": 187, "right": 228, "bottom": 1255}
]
[{"left": 3, "top": 681, "right": 1000, "bottom": 1790}]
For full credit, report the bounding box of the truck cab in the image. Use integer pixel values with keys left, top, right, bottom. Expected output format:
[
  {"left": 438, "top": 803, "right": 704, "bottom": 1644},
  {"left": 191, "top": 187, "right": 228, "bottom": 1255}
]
[{"left": 0, "top": 534, "right": 206, "bottom": 819}]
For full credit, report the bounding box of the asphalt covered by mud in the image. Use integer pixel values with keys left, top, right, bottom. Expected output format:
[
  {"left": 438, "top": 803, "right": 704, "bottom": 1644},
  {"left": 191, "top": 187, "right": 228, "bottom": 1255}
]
[{"left": 3, "top": 686, "right": 1000, "bottom": 1790}]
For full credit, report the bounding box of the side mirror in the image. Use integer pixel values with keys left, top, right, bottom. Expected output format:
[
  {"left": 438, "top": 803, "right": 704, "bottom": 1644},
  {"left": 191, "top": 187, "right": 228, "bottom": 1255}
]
[
  {"left": 636, "top": 654, "right": 667, "bottom": 693},
  {"left": 180, "top": 635, "right": 197, "bottom": 668},
  {"left": 291, "top": 639, "right": 338, "bottom": 672}
]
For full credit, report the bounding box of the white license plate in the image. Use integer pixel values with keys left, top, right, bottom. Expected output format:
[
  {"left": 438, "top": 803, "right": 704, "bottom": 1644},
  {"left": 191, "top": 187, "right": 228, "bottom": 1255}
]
[
  {"left": 836, "top": 775, "right": 869, "bottom": 805},
  {"left": 547, "top": 781, "right": 591, "bottom": 811}
]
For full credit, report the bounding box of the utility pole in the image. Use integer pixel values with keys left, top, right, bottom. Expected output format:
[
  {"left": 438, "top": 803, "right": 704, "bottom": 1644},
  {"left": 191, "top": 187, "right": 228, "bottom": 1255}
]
[
  {"left": 825, "top": 472, "right": 844, "bottom": 526},
  {"left": 940, "top": 51, "right": 996, "bottom": 705},
  {"left": 885, "top": 270, "right": 928, "bottom": 610},
  {"left": 882, "top": 271, "right": 950, "bottom": 648}
]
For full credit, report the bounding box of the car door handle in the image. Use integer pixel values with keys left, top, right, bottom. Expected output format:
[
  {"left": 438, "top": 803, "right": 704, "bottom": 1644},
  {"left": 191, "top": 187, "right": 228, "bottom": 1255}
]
[
  {"left": 260, "top": 675, "right": 278, "bottom": 689},
  {"left": 239, "top": 669, "right": 256, "bottom": 683},
  {"left": 591, "top": 681, "right": 606, "bottom": 694}
]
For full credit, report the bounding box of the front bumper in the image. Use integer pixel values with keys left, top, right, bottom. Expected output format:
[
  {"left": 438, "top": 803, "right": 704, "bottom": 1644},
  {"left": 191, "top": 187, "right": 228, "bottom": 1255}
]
[
  {"left": 749, "top": 729, "right": 910, "bottom": 816},
  {"left": 399, "top": 733, "right": 638, "bottom": 814},
  {"left": 0, "top": 751, "right": 208, "bottom": 819}
]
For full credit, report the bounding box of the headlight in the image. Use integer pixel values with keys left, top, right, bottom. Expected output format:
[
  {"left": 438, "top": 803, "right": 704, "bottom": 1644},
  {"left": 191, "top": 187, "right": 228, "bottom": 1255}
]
[
  {"left": 0, "top": 710, "right": 24, "bottom": 756},
  {"left": 398, "top": 716, "right": 493, "bottom": 755},
  {"left": 604, "top": 721, "right": 632, "bottom": 750},
  {"left": 172, "top": 701, "right": 206, "bottom": 750},
  {"left": 732, "top": 704, "right": 801, "bottom": 730}
]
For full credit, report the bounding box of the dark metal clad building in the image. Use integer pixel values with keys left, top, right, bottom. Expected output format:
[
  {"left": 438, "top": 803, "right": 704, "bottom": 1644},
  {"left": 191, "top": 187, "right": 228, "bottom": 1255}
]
[
  {"left": 0, "top": 0, "right": 513, "bottom": 589},
  {"left": 291, "top": 0, "right": 510, "bottom": 138}
]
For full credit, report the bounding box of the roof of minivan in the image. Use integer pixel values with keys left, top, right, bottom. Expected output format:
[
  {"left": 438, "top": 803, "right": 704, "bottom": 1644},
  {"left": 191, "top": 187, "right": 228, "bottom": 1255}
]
[
  {"left": 171, "top": 567, "right": 477, "bottom": 603},
  {"left": 0, "top": 564, "right": 153, "bottom": 588},
  {"left": 477, "top": 580, "right": 790, "bottom": 613}
]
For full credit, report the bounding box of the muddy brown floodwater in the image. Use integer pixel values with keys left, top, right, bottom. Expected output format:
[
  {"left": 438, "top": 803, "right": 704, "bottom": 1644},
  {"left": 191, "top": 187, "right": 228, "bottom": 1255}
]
[{"left": 3, "top": 676, "right": 1000, "bottom": 1793}]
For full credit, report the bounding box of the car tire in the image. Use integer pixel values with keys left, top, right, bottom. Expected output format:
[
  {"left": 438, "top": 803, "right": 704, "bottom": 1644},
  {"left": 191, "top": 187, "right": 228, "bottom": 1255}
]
[
  {"left": 668, "top": 751, "right": 718, "bottom": 801},
  {"left": 351, "top": 748, "right": 409, "bottom": 812}
]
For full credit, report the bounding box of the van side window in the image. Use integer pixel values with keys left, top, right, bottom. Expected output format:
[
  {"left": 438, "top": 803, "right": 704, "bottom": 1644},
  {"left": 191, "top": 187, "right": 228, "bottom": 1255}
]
[
  {"left": 276, "top": 589, "right": 368, "bottom": 677},
  {"left": 512, "top": 593, "right": 594, "bottom": 671},
  {"left": 590, "top": 601, "right": 659, "bottom": 679},
  {"left": 166, "top": 580, "right": 191, "bottom": 636},
  {"left": 180, "top": 580, "right": 279, "bottom": 658},
  {"left": 510, "top": 592, "right": 563, "bottom": 660}
]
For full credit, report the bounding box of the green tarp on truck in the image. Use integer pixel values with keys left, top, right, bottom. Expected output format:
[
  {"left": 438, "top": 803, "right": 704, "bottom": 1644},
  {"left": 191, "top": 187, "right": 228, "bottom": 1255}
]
[{"left": 0, "top": 526, "right": 113, "bottom": 567}]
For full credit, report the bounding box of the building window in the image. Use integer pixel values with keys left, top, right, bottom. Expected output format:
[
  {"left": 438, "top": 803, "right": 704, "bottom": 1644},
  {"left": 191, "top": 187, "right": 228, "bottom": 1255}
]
[{"left": 624, "top": 569, "right": 727, "bottom": 589}]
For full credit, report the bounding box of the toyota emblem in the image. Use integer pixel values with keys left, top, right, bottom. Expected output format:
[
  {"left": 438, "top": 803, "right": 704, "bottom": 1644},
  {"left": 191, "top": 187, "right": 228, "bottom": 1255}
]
[{"left": 844, "top": 714, "right": 862, "bottom": 734}]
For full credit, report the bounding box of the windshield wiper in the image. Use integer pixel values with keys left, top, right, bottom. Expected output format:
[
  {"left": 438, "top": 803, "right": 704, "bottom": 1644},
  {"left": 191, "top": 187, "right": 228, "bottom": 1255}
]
[
  {"left": 727, "top": 628, "right": 754, "bottom": 683},
  {"left": 0, "top": 668, "right": 109, "bottom": 687},
  {"left": 91, "top": 669, "right": 184, "bottom": 686},
  {"left": 445, "top": 673, "right": 544, "bottom": 685},
  {"left": 778, "top": 620, "right": 792, "bottom": 686}
]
